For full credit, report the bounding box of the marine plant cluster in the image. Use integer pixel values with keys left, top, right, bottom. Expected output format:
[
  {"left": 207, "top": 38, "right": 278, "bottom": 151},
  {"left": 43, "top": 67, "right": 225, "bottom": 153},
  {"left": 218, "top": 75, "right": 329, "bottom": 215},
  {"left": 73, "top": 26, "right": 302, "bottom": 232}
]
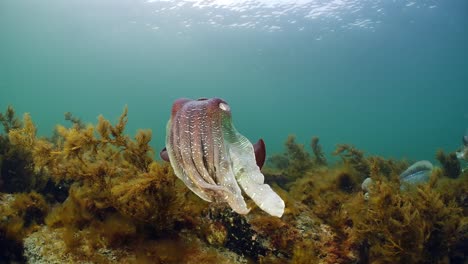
[{"left": 0, "top": 106, "right": 466, "bottom": 264}]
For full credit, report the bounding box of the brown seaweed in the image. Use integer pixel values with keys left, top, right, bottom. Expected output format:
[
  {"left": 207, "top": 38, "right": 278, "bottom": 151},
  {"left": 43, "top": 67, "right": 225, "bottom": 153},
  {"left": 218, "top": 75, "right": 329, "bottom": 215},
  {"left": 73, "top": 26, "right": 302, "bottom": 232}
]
[
  {"left": 311, "top": 136, "right": 327, "bottom": 166},
  {"left": 436, "top": 149, "right": 461, "bottom": 178},
  {"left": 0, "top": 107, "right": 466, "bottom": 264}
]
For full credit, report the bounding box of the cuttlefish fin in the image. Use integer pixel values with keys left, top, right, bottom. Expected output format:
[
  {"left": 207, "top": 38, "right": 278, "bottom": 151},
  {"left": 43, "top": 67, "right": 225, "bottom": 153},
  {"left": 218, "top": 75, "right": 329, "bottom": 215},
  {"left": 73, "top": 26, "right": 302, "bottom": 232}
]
[
  {"left": 160, "top": 147, "right": 170, "bottom": 162},
  {"left": 253, "top": 139, "right": 266, "bottom": 170}
]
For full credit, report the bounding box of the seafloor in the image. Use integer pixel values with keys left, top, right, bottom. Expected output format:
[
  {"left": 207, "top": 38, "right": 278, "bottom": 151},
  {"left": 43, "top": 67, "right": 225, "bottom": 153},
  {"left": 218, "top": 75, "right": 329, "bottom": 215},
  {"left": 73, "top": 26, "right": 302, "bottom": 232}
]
[{"left": 0, "top": 106, "right": 467, "bottom": 264}]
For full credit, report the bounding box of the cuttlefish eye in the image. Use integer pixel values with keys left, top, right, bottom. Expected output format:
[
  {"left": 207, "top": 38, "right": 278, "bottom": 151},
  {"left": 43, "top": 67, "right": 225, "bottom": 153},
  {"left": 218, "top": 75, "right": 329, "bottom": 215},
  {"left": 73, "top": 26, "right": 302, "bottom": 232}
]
[{"left": 219, "top": 102, "right": 230, "bottom": 112}]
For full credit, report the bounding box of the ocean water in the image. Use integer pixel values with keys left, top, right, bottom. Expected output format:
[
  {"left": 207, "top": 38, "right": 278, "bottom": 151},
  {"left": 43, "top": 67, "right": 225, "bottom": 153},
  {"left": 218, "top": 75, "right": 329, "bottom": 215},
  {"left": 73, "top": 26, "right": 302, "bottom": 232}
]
[{"left": 1, "top": 0, "right": 467, "bottom": 162}]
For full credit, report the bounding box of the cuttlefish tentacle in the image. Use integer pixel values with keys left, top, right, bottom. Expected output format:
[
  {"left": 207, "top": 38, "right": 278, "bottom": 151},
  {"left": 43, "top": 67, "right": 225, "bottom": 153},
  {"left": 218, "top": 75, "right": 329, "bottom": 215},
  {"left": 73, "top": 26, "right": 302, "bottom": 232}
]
[
  {"left": 176, "top": 109, "right": 226, "bottom": 198},
  {"left": 166, "top": 116, "right": 218, "bottom": 202},
  {"left": 163, "top": 98, "right": 284, "bottom": 217},
  {"left": 187, "top": 105, "right": 215, "bottom": 185},
  {"left": 205, "top": 100, "right": 249, "bottom": 213}
]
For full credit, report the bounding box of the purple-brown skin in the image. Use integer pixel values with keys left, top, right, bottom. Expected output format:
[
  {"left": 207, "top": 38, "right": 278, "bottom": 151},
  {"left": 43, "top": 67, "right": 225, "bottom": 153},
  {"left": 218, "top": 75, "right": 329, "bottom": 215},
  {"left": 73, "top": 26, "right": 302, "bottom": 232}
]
[
  {"left": 161, "top": 139, "right": 266, "bottom": 169},
  {"left": 160, "top": 98, "right": 266, "bottom": 169},
  {"left": 160, "top": 98, "right": 285, "bottom": 217}
]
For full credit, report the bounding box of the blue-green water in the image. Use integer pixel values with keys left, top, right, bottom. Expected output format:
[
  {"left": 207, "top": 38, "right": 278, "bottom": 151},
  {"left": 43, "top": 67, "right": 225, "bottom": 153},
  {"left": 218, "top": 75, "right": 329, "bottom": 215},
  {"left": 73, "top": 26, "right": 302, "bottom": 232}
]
[{"left": 1, "top": 0, "right": 467, "bottom": 162}]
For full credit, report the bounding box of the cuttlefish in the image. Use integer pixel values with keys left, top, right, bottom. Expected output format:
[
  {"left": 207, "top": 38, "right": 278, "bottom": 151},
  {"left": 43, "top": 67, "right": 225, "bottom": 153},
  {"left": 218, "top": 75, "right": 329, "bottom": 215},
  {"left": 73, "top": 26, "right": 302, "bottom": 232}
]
[{"left": 160, "top": 98, "right": 285, "bottom": 217}]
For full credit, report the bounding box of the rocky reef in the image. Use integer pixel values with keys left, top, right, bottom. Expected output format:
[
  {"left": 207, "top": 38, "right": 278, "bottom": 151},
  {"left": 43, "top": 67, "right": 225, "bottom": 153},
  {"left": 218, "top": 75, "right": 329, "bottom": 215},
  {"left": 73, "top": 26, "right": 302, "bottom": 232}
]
[{"left": 0, "top": 106, "right": 467, "bottom": 264}]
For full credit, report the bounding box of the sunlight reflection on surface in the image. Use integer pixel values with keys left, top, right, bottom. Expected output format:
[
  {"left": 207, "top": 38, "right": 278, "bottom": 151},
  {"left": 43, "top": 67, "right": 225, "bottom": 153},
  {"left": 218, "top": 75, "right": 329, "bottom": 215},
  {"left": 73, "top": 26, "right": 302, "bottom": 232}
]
[{"left": 142, "top": 0, "right": 437, "bottom": 34}]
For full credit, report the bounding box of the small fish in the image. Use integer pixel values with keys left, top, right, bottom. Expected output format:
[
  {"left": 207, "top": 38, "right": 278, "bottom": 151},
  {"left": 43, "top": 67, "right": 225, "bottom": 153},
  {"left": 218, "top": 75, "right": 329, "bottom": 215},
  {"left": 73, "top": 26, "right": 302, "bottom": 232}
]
[{"left": 400, "top": 160, "right": 433, "bottom": 189}]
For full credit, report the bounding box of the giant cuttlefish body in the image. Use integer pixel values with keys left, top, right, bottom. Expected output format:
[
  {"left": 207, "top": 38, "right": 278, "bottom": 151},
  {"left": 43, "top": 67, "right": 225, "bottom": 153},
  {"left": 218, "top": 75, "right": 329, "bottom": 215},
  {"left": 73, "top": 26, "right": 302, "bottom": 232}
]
[{"left": 160, "top": 98, "right": 285, "bottom": 217}]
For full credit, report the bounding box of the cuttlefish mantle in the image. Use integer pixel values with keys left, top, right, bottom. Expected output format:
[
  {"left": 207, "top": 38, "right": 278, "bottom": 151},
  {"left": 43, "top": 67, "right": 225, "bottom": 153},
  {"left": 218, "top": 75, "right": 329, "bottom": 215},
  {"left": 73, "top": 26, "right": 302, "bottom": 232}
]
[{"left": 160, "top": 98, "right": 285, "bottom": 217}]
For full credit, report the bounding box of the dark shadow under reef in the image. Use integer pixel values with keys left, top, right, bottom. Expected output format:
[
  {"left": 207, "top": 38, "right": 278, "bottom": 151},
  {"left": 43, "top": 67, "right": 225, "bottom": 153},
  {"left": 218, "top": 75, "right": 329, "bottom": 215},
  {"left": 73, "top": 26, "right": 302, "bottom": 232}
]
[{"left": 0, "top": 105, "right": 466, "bottom": 264}]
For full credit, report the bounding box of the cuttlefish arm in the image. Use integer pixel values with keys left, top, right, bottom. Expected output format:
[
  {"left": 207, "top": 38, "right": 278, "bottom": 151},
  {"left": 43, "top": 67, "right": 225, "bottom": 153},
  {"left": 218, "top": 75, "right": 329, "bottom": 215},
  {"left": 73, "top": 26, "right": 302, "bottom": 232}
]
[
  {"left": 160, "top": 138, "right": 266, "bottom": 170},
  {"left": 164, "top": 117, "right": 225, "bottom": 204},
  {"left": 222, "top": 118, "right": 284, "bottom": 217}
]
